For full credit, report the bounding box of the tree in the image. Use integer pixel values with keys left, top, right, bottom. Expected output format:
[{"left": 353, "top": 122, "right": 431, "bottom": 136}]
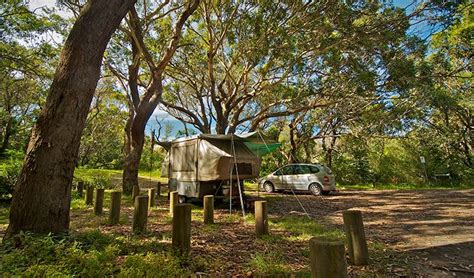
[
  {"left": 6, "top": 0, "right": 136, "bottom": 237},
  {"left": 410, "top": 2, "right": 473, "bottom": 181},
  {"left": 78, "top": 79, "right": 128, "bottom": 169},
  {"left": 107, "top": 0, "right": 200, "bottom": 194},
  {"left": 0, "top": 1, "right": 59, "bottom": 154},
  {"left": 160, "top": 1, "right": 417, "bottom": 135}
]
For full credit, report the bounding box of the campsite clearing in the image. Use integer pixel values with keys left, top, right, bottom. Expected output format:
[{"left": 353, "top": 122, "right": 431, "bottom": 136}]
[{"left": 1, "top": 188, "right": 472, "bottom": 276}]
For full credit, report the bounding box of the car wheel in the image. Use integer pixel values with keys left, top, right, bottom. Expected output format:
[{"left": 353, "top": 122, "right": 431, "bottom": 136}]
[
  {"left": 309, "top": 183, "right": 322, "bottom": 196},
  {"left": 178, "top": 195, "right": 187, "bottom": 203},
  {"left": 263, "top": 181, "right": 275, "bottom": 193}
]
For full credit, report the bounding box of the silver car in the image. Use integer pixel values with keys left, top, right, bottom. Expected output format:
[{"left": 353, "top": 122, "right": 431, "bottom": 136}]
[{"left": 260, "top": 163, "right": 336, "bottom": 196}]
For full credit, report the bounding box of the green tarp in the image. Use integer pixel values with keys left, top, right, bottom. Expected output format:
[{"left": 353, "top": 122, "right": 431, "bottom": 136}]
[{"left": 244, "top": 142, "right": 281, "bottom": 157}]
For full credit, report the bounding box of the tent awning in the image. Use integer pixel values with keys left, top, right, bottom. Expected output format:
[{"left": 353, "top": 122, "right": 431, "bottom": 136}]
[
  {"left": 158, "top": 131, "right": 281, "bottom": 157},
  {"left": 244, "top": 142, "right": 281, "bottom": 157}
]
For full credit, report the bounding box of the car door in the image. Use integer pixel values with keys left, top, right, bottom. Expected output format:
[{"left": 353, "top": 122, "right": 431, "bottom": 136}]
[
  {"left": 269, "top": 168, "right": 284, "bottom": 190},
  {"left": 291, "top": 165, "right": 313, "bottom": 190},
  {"left": 280, "top": 165, "right": 296, "bottom": 190}
]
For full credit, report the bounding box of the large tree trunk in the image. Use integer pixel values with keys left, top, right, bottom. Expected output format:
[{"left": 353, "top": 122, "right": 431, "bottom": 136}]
[
  {"left": 5, "top": 0, "right": 135, "bottom": 237},
  {"left": 122, "top": 120, "right": 146, "bottom": 195},
  {"left": 122, "top": 99, "right": 159, "bottom": 194}
]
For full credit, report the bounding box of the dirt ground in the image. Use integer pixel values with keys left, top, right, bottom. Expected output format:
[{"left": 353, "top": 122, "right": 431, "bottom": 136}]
[{"left": 266, "top": 189, "right": 474, "bottom": 277}]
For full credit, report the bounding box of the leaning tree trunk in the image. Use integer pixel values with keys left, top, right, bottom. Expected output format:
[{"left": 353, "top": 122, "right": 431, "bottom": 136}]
[{"left": 5, "top": 0, "right": 136, "bottom": 237}]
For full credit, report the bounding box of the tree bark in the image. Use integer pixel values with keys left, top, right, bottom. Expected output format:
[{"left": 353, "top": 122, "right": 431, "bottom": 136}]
[
  {"left": 5, "top": 0, "right": 136, "bottom": 237},
  {"left": 122, "top": 127, "right": 145, "bottom": 194}
]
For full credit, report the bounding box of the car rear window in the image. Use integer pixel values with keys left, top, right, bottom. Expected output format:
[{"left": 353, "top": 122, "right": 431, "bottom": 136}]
[
  {"left": 309, "top": 165, "right": 320, "bottom": 173},
  {"left": 322, "top": 165, "right": 332, "bottom": 174}
]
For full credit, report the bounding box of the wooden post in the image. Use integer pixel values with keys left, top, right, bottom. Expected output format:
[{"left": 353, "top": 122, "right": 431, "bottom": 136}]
[
  {"left": 133, "top": 195, "right": 149, "bottom": 234},
  {"left": 94, "top": 188, "right": 104, "bottom": 215},
  {"left": 148, "top": 188, "right": 156, "bottom": 208},
  {"left": 77, "top": 181, "right": 84, "bottom": 197},
  {"left": 156, "top": 182, "right": 161, "bottom": 197},
  {"left": 85, "top": 186, "right": 94, "bottom": 205},
  {"left": 172, "top": 203, "right": 192, "bottom": 255},
  {"left": 255, "top": 201, "right": 268, "bottom": 236},
  {"left": 132, "top": 184, "right": 140, "bottom": 200},
  {"left": 109, "top": 191, "right": 121, "bottom": 225},
  {"left": 169, "top": 191, "right": 178, "bottom": 216},
  {"left": 343, "top": 210, "right": 369, "bottom": 265},
  {"left": 309, "top": 237, "right": 348, "bottom": 278},
  {"left": 203, "top": 195, "right": 214, "bottom": 224}
]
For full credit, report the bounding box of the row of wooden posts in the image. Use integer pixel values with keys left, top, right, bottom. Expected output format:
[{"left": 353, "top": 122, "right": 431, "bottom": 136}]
[{"left": 76, "top": 181, "right": 368, "bottom": 277}]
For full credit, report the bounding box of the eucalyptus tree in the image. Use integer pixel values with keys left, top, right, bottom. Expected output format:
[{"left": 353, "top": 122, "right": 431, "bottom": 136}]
[
  {"left": 0, "top": 1, "right": 59, "bottom": 154},
  {"left": 6, "top": 0, "right": 136, "bottom": 237},
  {"left": 409, "top": 2, "right": 473, "bottom": 180},
  {"left": 159, "top": 1, "right": 417, "bottom": 135},
  {"left": 107, "top": 0, "right": 200, "bottom": 194}
]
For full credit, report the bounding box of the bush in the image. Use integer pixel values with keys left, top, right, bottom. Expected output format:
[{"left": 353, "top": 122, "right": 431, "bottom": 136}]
[
  {"left": 0, "top": 158, "right": 21, "bottom": 199},
  {"left": 119, "top": 252, "right": 184, "bottom": 277}
]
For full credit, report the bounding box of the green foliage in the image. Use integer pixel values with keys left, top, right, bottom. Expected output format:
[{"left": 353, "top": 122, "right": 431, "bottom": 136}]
[
  {"left": 119, "top": 252, "right": 184, "bottom": 277},
  {"left": 0, "top": 153, "right": 22, "bottom": 199},
  {"left": 78, "top": 83, "right": 128, "bottom": 170},
  {"left": 73, "top": 168, "right": 114, "bottom": 189},
  {"left": 0, "top": 231, "right": 188, "bottom": 277},
  {"left": 0, "top": 1, "right": 61, "bottom": 153},
  {"left": 139, "top": 135, "right": 165, "bottom": 172}
]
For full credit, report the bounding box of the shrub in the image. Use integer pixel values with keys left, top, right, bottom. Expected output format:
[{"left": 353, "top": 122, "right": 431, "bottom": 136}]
[
  {"left": 0, "top": 158, "right": 21, "bottom": 199},
  {"left": 119, "top": 252, "right": 185, "bottom": 277}
]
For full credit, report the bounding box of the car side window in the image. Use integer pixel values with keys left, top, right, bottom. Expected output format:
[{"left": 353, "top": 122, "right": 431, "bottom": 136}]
[
  {"left": 309, "top": 165, "right": 320, "bottom": 174},
  {"left": 280, "top": 166, "right": 294, "bottom": 175},
  {"left": 274, "top": 169, "right": 283, "bottom": 176},
  {"left": 294, "top": 165, "right": 310, "bottom": 175}
]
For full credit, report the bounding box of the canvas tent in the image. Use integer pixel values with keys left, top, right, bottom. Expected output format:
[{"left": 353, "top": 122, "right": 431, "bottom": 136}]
[{"left": 158, "top": 132, "right": 280, "bottom": 200}]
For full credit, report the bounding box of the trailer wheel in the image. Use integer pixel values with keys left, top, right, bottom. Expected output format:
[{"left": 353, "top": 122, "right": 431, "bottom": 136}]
[{"left": 178, "top": 195, "right": 187, "bottom": 204}]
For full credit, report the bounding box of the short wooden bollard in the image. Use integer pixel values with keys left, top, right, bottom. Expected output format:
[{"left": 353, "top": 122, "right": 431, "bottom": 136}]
[
  {"left": 255, "top": 201, "right": 268, "bottom": 236},
  {"left": 169, "top": 191, "right": 178, "bottom": 216},
  {"left": 133, "top": 196, "right": 149, "bottom": 234},
  {"left": 77, "top": 181, "right": 84, "bottom": 197},
  {"left": 132, "top": 184, "right": 140, "bottom": 200},
  {"left": 94, "top": 188, "right": 104, "bottom": 215},
  {"left": 148, "top": 188, "right": 156, "bottom": 208},
  {"left": 172, "top": 203, "right": 192, "bottom": 255},
  {"left": 109, "top": 191, "right": 121, "bottom": 225},
  {"left": 343, "top": 210, "right": 369, "bottom": 265},
  {"left": 203, "top": 195, "right": 214, "bottom": 224},
  {"left": 85, "top": 186, "right": 94, "bottom": 205},
  {"left": 309, "top": 237, "right": 348, "bottom": 278}
]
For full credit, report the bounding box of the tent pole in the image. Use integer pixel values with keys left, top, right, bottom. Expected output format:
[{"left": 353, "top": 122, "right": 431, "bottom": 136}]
[{"left": 231, "top": 134, "right": 246, "bottom": 218}]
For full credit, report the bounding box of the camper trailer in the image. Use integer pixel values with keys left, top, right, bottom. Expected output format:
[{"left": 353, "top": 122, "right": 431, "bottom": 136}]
[{"left": 159, "top": 133, "right": 280, "bottom": 202}]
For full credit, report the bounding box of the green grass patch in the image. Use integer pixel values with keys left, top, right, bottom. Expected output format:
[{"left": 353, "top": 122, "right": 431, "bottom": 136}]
[
  {"left": 271, "top": 216, "right": 344, "bottom": 242},
  {"left": 246, "top": 250, "right": 290, "bottom": 275}
]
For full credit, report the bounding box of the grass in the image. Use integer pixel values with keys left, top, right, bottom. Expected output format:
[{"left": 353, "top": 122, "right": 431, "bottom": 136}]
[{"left": 271, "top": 216, "right": 344, "bottom": 242}]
